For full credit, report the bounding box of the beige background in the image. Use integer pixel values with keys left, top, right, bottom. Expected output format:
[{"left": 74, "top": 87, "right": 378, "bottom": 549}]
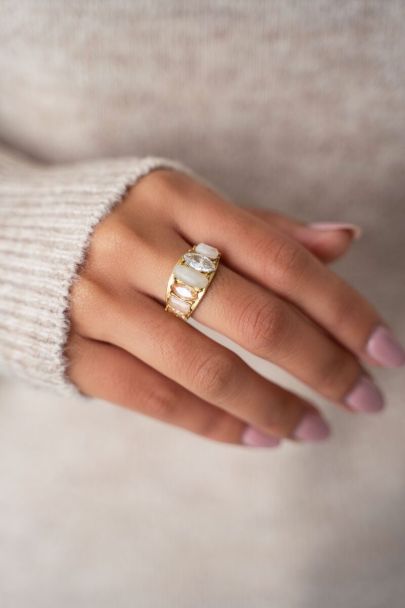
[{"left": 1, "top": 2, "right": 405, "bottom": 606}]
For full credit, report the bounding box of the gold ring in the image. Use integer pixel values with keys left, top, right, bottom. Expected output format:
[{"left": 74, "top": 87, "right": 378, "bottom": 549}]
[{"left": 165, "top": 243, "right": 221, "bottom": 320}]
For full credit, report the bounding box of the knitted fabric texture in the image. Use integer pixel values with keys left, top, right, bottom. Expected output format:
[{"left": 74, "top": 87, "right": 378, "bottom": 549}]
[{"left": 0, "top": 149, "right": 190, "bottom": 395}]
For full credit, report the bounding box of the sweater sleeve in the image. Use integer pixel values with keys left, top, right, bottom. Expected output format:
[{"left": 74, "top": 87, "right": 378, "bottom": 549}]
[{"left": 0, "top": 145, "right": 191, "bottom": 397}]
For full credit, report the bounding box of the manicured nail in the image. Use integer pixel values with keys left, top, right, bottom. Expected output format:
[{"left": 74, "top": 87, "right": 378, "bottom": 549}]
[
  {"left": 293, "top": 412, "right": 331, "bottom": 442},
  {"left": 366, "top": 325, "right": 405, "bottom": 367},
  {"left": 308, "top": 222, "right": 362, "bottom": 240},
  {"left": 345, "top": 375, "right": 384, "bottom": 413},
  {"left": 241, "top": 426, "right": 281, "bottom": 448}
]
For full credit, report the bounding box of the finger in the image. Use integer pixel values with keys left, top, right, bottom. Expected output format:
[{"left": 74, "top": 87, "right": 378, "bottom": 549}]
[
  {"left": 169, "top": 179, "right": 405, "bottom": 368},
  {"left": 73, "top": 281, "right": 330, "bottom": 442},
  {"left": 245, "top": 208, "right": 361, "bottom": 263},
  {"left": 67, "top": 333, "right": 257, "bottom": 446},
  {"left": 133, "top": 234, "right": 383, "bottom": 414}
]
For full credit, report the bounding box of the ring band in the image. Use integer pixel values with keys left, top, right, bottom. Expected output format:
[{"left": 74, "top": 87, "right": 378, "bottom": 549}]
[{"left": 165, "top": 243, "right": 221, "bottom": 320}]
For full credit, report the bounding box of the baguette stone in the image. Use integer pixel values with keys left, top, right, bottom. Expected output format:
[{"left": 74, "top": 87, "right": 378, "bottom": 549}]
[{"left": 173, "top": 264, "right": 208, "bottom": 289}]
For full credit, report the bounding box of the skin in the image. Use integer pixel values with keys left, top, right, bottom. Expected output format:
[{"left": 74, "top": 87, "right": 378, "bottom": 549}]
[{"left": 65, "top": 169, "right": 387, "bottom": 445}]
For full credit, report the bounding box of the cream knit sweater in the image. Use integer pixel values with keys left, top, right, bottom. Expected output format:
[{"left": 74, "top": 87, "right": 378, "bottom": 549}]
[
  {"left": 0, "top": 151, "right": 191, "bottom": 394},
  {"left": 1, "top": 0, "right": 404, "bottom": 396}
]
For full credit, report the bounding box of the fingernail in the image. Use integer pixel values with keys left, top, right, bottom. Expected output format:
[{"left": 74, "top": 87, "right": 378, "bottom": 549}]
[
  {"left": 293, "top": 412, "right": 331, "bottom": 442},
  {"left": 345, "top": 375, "right": 385, "bottom": 413},
  {"left": 366, "top": 325, "right": 405, "bottom": 367},
  {"left": 308, "top": 222, "right": 362, "bottom": 240},
  {"left": 241, "top": 426, "right": 281, "bottom": 448}
]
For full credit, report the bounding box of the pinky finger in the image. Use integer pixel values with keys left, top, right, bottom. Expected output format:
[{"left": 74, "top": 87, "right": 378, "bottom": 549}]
[{"left": 66, "top": 334, "right": 280, "bottom": 448}]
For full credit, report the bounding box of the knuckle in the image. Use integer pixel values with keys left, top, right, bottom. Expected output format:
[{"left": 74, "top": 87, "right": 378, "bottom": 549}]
[
  {"left": 240, "top": 297, "right": 289, "bottom": 355},
  {"left": 193, "top": 352, "right": 237, "bottom": 401},
  {"left": 130, "top": 168, "right": 185, "bottom": 210},
  {"left": 272, "top": 238, "right": 302, "bottom": 271},
  {"left": 88, "top": 218, "right": 134, "bottom": 272},
  {"left": 267, "top": 237, "right": 308, "bottom": 284},
  {"left": 140, "top": 168, "right": 177, "bottom": 192}
]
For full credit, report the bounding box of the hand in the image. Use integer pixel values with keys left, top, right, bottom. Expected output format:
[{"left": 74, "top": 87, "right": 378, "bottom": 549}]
[{"left": 66, "top": 169, "right": 405, "bottom": 447}]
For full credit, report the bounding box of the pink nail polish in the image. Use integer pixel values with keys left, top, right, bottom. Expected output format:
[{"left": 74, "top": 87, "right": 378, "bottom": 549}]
[
  {"left": 308, "top": 222, "right": 362, "bottom": 240},
  {"left": 366, "top": 325, "right": 405, "bottom": 367},
  {"left": 344, "top": 375, "right": 384, "bottom": 413},
  {"left": 293, "top": 412, "right": 331, "bottom": 442},
  {"left": 241, "top": 426, "right": 281, "bottom": 448}
]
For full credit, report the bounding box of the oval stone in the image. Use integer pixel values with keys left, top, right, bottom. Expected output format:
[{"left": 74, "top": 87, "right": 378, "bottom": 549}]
[
  {"left": 172, "top": 282, "right": 197, "bottom": 300},
  {"left": 184, "top": 252, "right": 215, "bottom": 273},
  {"left": 173, "top": 264, "right": 208, "bottom": 289},
  {"left": 195, "top": 243, "right": 219, "bottom": 259},
  {"left": 168, "top": 294, "right": 191, "bottom": 315}
]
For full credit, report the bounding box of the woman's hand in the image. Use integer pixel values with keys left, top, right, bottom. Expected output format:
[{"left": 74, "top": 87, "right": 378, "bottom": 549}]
[{"left": 66, "top": 169, "right": 405, "bottom": 447}]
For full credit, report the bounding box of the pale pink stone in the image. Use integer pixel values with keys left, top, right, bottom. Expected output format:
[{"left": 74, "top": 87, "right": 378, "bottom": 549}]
[
  {"left": 168, "top": 294, "right": 191, "bottom": 315},
  {"left": 172, "top": 282, "right": 197, "bottom": 300}
]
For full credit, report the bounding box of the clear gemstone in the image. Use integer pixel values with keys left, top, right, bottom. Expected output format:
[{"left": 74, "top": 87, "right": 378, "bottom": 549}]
[
  {"left": 172, "top": 282, "right": 197, "bottom": 300},
  {"left": 184, "top": 252, "right": 215, "bottom": 272},
  {"left": 168, "top": 294, "right": 191, "bottom": 315},
  {"left": 173, "top": 264, "right": 208, "bottom": 289},
  {"left": 195, "top": 243, "right": 219, "bottom": 259}
]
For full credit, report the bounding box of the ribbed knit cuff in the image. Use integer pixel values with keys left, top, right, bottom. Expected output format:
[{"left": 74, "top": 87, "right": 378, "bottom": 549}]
[{"left": 0, "top": 149, "right": 193, "bottom": 397}]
